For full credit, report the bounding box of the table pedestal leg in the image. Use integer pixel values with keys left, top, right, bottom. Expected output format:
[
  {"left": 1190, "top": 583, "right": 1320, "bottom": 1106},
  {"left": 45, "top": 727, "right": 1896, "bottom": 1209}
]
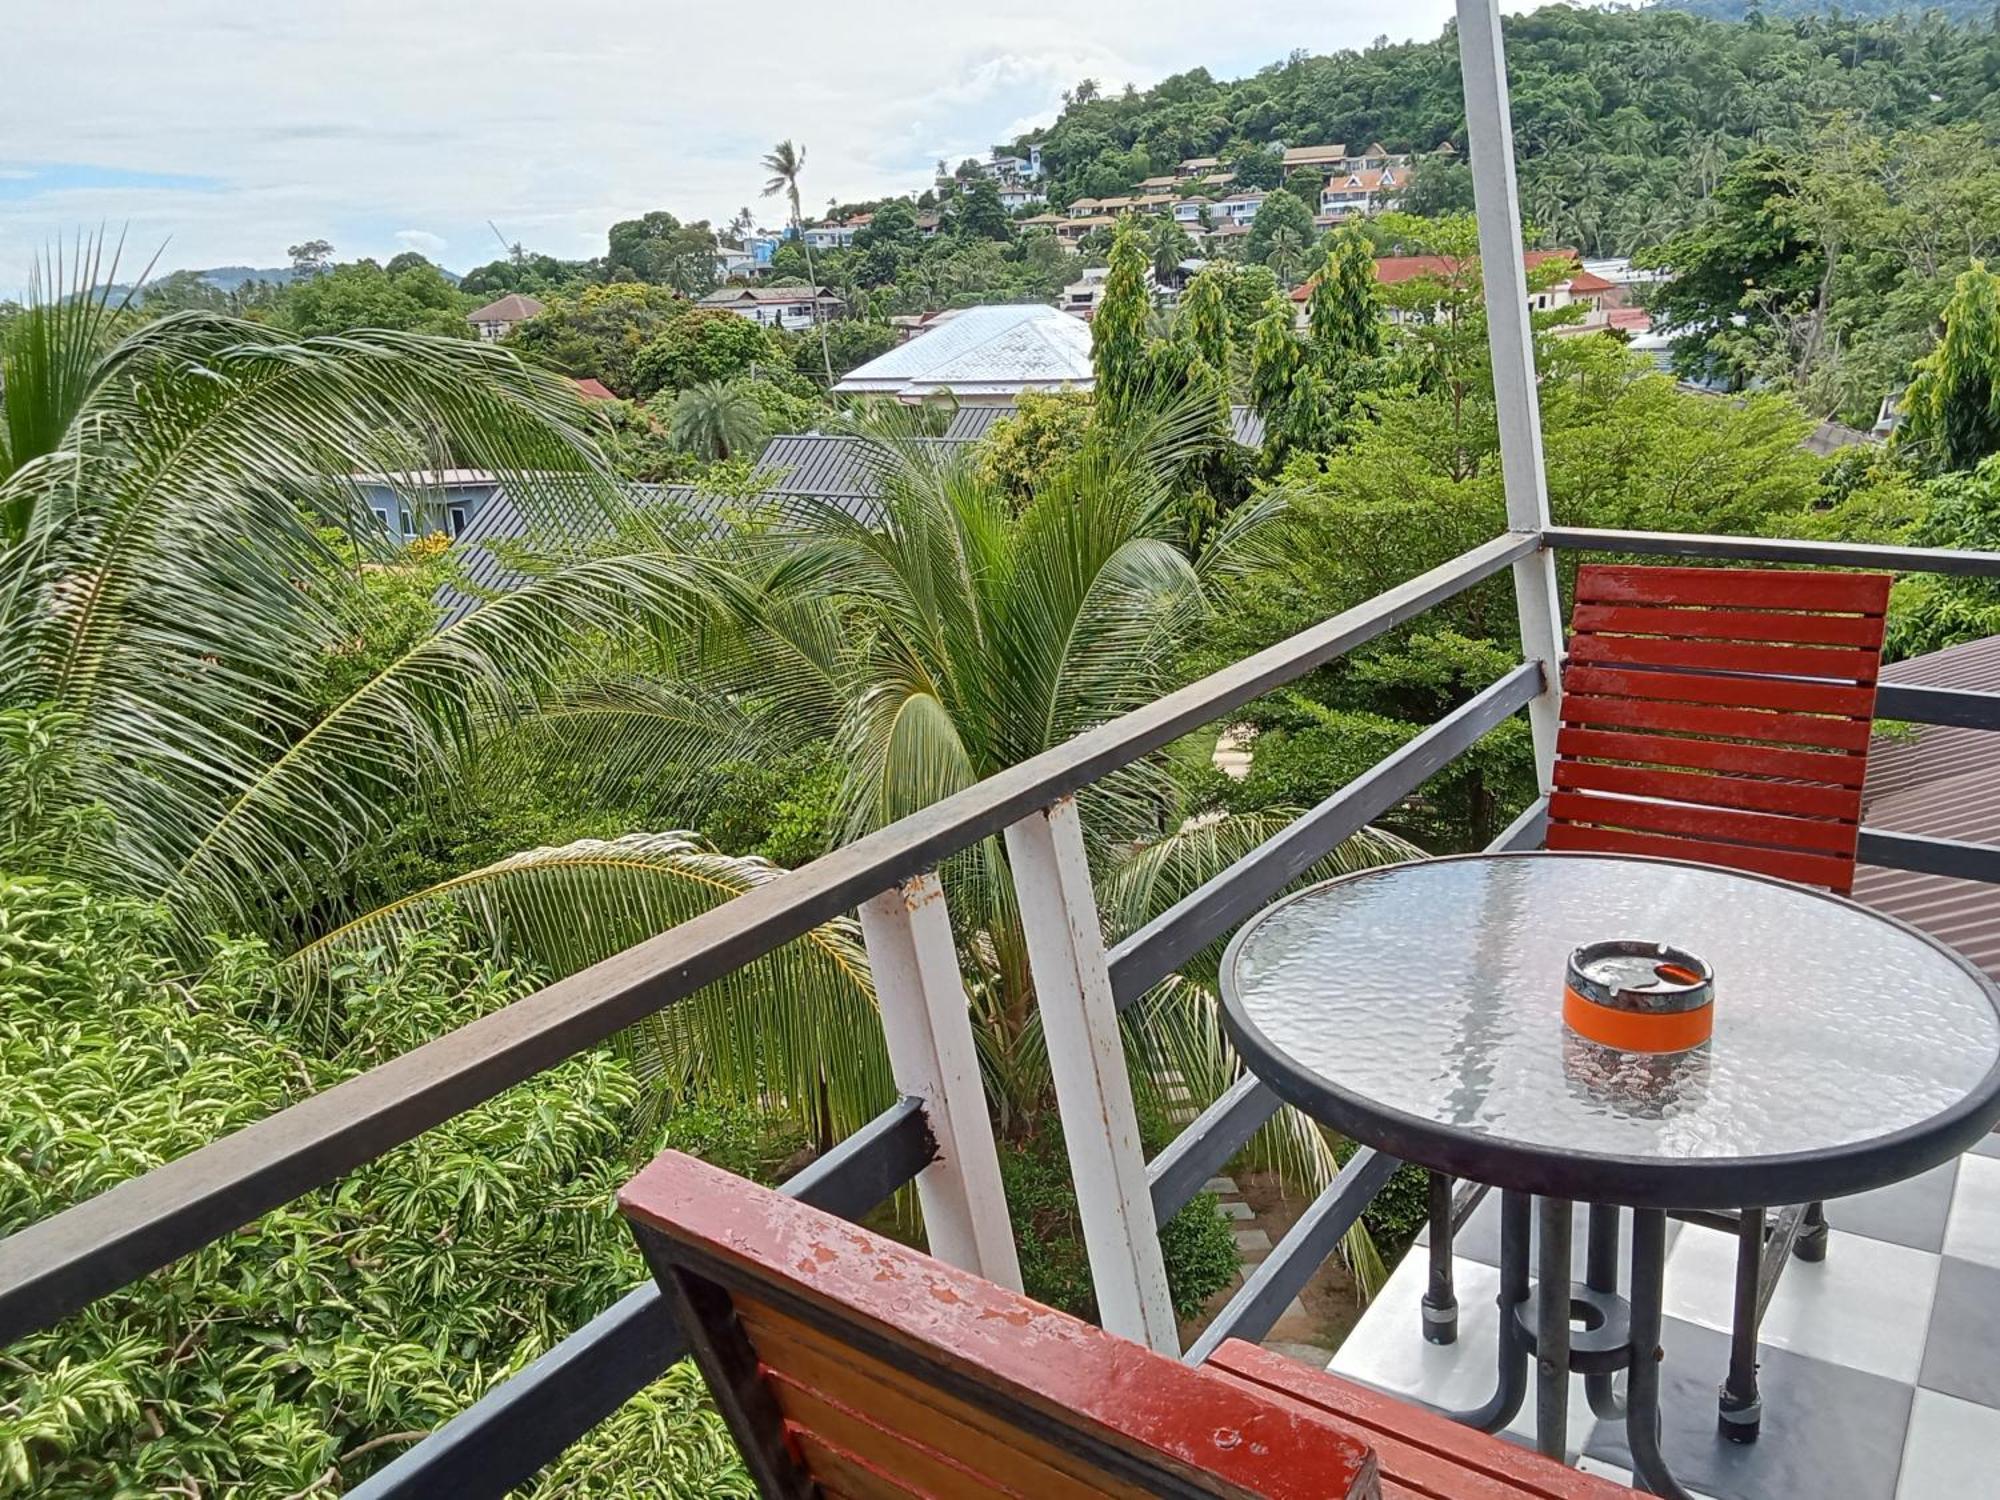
[
  {"left": 1535, "top": 1197, "right": 1573, "bottom": 1461},
  {"left": 1584, "top": 1202, "right": 1626, "bottom": 1421},
  {"left": 1422, "top": 1170, "right": 1459, "bottom": 1345},
  {"left": 1718, "top": 1206, "right": 1764, "bottom": 1443},
  {"left": 1628, "top": 1209, "right": 1697, "bottom": 1500},
  {"left": 1443, "top": 1190, "right": 1530, "bottom": 1433}
]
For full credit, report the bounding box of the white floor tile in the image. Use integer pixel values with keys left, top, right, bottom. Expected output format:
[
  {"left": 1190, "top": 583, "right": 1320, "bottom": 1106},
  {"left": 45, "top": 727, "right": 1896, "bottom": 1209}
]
[
  {"left": 1329, "top": 1250, "right": 1603, "bottom": 1463},
  {"left": 1661, "top": 1224, "right": 1938, "bottom": 1385},
  {"left": 1942, "top": 1152, "right": 2000, "bottom": 1270},
  {"left": 1329, "top": 1252, "right": 1506, "bottom": 1414},
  {"left": 1896, "top": 1388, "right": 2000, "bottom": 1499}
]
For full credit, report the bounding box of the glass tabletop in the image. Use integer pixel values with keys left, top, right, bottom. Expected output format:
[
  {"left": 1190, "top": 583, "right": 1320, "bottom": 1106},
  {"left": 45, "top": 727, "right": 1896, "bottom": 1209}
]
[{"left": 1220, "top": 852, "right": 2000, "bottom": 1206}]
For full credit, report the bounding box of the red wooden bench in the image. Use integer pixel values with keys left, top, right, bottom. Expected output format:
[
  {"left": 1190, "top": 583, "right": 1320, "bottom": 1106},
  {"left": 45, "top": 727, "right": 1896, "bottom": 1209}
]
[
  {"left": 1548, "top": 563, "right": 1894, "bottom": 893},
  {"left": 619, "top": 1149, "right": 1635, "bottom": 1499}
]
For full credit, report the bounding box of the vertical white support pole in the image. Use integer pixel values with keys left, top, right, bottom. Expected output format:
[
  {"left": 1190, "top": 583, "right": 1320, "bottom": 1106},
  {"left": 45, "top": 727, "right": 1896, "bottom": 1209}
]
[
  {"left": 859, "top": 872, "right": 1023, "bottom": 1290},
  {"left": 1458, "top": 0, "right": 1566, "bottom": 788},
  {"left": 1004, "top": 796, "right": 1179, "bottom": 1353}
]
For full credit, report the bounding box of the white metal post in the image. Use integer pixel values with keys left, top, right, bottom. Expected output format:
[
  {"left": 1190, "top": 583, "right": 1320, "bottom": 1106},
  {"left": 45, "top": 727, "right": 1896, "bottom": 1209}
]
[
  {"left": 1004, "top": 797, "right": 1180, "bottom": 1352},
  {"left": 1458, "top": 0, "right": 1566, "bottom": 787},
  {"left": 859, "top": 873, "right": 1023, "bottom": 1290}
]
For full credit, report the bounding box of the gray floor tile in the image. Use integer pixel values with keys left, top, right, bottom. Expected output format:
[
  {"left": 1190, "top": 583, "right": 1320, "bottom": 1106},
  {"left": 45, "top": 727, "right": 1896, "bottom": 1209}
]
[
  {"left": 1920, "top": 1256, "right": 2000, "bottom": 1408},
  {"left": 1823, "top": 1157, "right": 1960, "bottom": 1253},
  {"left": 1971, "top": 1132, "right": 2000, "bottom": 1160},
  {"left": 1584, "top": 1318, "right": 1913, "bottom": 1500}
]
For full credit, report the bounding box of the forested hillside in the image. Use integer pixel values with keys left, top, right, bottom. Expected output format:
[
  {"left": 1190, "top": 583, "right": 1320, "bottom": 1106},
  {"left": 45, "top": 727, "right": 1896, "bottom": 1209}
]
[{"left": 1007, "top": 5, "right": 1999, "bottom": 257}]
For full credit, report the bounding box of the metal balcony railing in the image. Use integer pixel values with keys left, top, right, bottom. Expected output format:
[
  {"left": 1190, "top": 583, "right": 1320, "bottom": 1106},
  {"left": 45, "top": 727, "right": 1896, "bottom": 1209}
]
[{"left": 4, "top": 523, "right": 1998, "bottom": 1497}]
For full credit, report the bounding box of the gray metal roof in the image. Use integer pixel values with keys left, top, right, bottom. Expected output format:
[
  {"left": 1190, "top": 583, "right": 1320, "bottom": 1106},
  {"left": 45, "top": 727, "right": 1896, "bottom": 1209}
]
[
  {"left": 940, "top": 401, "right": 1266, "bottom": 448},
  {"left": 1854, "top": 635, "right": 2000, "bottom": 980},
  {"left": 436, "top": 405, "right": 1266, "bottom": 624}
]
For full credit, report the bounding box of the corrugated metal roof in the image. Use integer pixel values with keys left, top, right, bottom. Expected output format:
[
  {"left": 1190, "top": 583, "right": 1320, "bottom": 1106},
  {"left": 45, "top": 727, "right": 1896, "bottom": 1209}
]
[
  {"left": 940, "top": 401, "right": 1266, "bottom": 448},
  {"left": 833, "top": 304, "right": 1094, "bottom": 397},
  {"left": 1853, "top": 634, "right": 2000, "bottom": 980}
]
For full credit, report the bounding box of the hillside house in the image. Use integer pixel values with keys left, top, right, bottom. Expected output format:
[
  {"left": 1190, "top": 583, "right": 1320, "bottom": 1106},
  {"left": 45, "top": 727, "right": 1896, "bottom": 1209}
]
[
  {"left": 802, "top": 222, "right": 859, "bottom": 252},
  {"left": 1172, "top": 197, "right": 1211, "bottom": 225},
  {"left": 1320, "top": 166, "right": 1404, "bottom": 221},
  {"left": 1281, "top": 142, "right": 1348, "bottom": 169},
  {"left": 698, "top": 285, "right": 842, "bottom": 331},
  {"left": 357, "top": 469, "right": 504, "bottom": 540},
  {"left": 1289, "top": 250, "right": 1647, "bottom": 338},
  {"left": 1211, "top": 191, "right": 1269, "bottom": 224},
  {"left": 1176, "top": 155, "right": 1222, "bottom": 177},
  {"left": 979, "top": 145, "right": 1043, "bottom": 181},
  {"left": 465, "top": 292, "right": 543, "bottom": 340},
  {"left": 997, "top": 184, "right": 1046, "bottom": 210},
  {"left": 1056, "top": 215, "right": 1116, "bottom": 244}
]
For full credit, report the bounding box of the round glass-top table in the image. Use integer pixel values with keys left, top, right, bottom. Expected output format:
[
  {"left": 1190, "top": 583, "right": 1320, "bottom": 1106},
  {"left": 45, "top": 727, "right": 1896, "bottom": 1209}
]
[
  {"left": 1218, "top": 852, "right": 2000, "bottom": 1498},
  {"left": 1220, "top": 851, "right": 2000, "bottom": 1210}
]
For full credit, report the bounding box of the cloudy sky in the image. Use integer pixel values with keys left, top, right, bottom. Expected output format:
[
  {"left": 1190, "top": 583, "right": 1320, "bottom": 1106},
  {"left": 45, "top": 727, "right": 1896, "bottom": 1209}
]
[{"left": 3, "top": 0, "right": 1483, "bottom": 288}]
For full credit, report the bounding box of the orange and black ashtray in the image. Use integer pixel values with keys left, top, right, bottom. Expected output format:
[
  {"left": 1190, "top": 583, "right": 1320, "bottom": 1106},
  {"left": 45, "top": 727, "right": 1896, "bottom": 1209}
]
[{"left": 1564, "top": 940, "right": 1715, "bottom": 1054}]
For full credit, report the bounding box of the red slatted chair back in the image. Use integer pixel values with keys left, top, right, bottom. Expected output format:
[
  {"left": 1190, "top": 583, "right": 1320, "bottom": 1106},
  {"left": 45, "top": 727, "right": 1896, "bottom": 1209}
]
[
  {"left": 618, "top": 1150, "right": 1382, "bottom": 1500},
  {"left": 1549, "top": 564, "right": 1893, "bottom": 893}
]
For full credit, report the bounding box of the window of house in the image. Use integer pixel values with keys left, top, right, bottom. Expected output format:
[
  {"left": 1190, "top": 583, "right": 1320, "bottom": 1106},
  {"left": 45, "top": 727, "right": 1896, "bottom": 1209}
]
[
  {"left": 371, "top": 506, "right": 390, "bottom": 530},
  {"left": 448, "top": 505, "right": 469, "bottom": 538},
  {"left": 399, "top": 510, "right": 414, "bottom": 537}
]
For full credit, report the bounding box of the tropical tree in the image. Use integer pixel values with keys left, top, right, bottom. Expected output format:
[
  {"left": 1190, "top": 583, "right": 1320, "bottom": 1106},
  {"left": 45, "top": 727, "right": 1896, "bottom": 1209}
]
[
  {"left": 1307, "top": 225, "right": 1383, "bottom": 366},
  {"left": 1264, "top": 225, "right": 1307, "bottom": 288},
  {"left": 1092, "top": 221, "right": 1154, "bottom": 422},
  {"left": 761, "top": 139, "right": 837, "bottom": 384},
  {"left": 1901, "top": 261, "right": 2000, "bottom": 472},
  {"left": 667, "top": 378, "right": 768, "bottom": 461}
]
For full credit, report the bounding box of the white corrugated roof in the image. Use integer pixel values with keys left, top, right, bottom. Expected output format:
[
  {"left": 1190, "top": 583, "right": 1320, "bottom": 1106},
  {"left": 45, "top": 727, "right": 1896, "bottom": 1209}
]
[{"left": 834, "top": 303, "right": 1094, "bottom": 398}]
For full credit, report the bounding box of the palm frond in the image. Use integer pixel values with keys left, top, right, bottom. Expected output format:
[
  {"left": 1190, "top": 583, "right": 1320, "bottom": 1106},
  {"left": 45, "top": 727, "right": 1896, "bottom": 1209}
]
[{"left": 286, "top": 831, "right": 894, "bottom": 1135}]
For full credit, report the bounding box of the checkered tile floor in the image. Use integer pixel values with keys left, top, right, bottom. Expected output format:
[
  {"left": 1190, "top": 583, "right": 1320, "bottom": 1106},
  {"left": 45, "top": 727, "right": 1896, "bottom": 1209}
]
[{"left": 1326, "top": 1134, "right": 2000, "bottom": 1498}]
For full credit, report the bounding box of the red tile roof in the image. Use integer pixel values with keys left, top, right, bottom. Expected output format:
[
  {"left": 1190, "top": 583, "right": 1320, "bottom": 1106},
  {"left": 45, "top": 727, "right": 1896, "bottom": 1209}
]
[
  {"left": 1290, "top": 248, "right": 1580, "bottom": 299},
  {"left": 570, "top": 377, "right": 618, "bottom": 401},
  {"left": 1566, "top": 269, "right": 1616, "bottom": 294}
]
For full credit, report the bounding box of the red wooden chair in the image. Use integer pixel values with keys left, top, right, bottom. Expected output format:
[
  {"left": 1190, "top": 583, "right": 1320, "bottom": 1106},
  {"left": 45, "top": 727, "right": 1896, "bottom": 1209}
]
[
  {"left": 619, "top": 1149, "right": 1635, "bottom": 1499},
  {"left": 1547, "top": 563, "right": 1894, "bottom": 893},
  {"left": 1538, "top": 562, "right": 1894, "bottom": 1439}
]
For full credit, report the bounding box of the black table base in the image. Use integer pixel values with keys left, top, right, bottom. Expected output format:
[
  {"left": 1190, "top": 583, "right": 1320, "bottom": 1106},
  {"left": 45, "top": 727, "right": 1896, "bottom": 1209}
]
[{"left": 1429, "top": 1193, "right": 1689, "bottom": 1499}]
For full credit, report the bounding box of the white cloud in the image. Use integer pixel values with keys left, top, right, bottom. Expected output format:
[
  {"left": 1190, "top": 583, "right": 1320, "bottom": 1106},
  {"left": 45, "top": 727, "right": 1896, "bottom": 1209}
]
[
  {"left": 0, "top": 0, "right": 1483, "bottom": 286},
  {"left": 393, "top": 229, "right": 448, "bottom": 260}
]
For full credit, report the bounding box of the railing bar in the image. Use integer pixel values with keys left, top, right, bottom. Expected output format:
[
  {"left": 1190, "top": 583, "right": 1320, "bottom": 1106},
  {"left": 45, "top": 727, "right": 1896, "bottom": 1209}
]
[
  {"left": 1108, "top": 661, "right": 1542, "bottom": 1008},
  {"left": 350, "top": 1097, "right": 935, "bottom": 1500},
  {"left": 1183, "top": 1147, "right": 1403, "bottom": 1365},
  {"left": 1856, "top": 827, "right": 2000, "bottom": 884},
  {"left": 1543, "top": 526, "right": 2000, "bottom": 580},
  {"left": 1147, "top": 1075, "right": 1283, "bottom": 1223},
  {"left": 1489, "top": 794, "right": 1550, "bottom": 853},
  {"left": 0, "top": 529, "right": 1534, "bottom": 1347},
  {"left": 1875, "top": 684, "right": 2000, "bottom": 732}
]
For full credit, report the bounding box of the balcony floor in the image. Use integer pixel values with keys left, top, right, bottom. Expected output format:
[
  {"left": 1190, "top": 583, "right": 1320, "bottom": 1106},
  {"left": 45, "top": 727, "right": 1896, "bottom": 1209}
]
[{"left": 1324, "top": 1135, "right": 2000, "bottom": 1499}]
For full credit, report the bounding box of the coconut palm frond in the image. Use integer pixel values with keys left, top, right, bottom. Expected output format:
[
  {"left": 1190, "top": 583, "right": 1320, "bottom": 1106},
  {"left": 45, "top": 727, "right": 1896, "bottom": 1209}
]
[
  {"left": 286, "top": 831, "right": 893, "bottom": 1136},
  {"left": 160, "top": 549, "right": 745, "bottom": 934}
]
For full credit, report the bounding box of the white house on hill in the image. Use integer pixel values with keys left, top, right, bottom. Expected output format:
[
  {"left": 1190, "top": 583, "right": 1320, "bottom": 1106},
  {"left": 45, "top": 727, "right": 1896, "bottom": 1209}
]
[
  {"left": 466, "top": 293, "right": 543, "bottom": 340},
  {"left": 832, "top": 303, "right": 1094, "bottom": 404}
]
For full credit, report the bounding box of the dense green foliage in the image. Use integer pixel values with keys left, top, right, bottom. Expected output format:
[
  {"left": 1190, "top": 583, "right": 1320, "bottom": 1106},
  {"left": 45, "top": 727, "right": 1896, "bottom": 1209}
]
[
  {"left": 1646, "top": 124, "right": 2000, "bottom": 421},
  {"left": 1010, "top": 5, "right": 2000, "bottom": 261},
  {"left": 0, "top": 877, "right": 762, "bottom": 1495}
]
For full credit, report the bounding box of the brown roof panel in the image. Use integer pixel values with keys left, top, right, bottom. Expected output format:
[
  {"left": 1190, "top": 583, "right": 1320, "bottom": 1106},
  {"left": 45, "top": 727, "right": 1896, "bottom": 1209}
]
[{"left": 1854, "top": 634, "right": 2000, "bottom": 979}]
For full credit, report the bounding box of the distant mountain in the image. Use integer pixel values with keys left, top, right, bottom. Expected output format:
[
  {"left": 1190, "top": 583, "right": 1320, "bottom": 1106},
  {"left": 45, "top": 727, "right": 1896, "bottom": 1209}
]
[
  {"left": 1656, "top": 0, "right": 1993, "bottom": 22},
  {"left": 189, "top": 264, "right": 298, "bottom": 291}
]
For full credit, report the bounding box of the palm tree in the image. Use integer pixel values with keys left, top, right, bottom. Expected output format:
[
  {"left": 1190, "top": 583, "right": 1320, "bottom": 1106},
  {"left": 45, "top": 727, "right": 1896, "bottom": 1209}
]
[
  {"left": 0, "top": 250, "right": 881, "bottom": 1125},
  {"left": 1265, "top": 225, "right": 1307, "bottom": 288},
  {"left": 668, "top": 379, "right": 767, "bottom": 461},
  {"left": 761, "top": 139, "right": 837, "bottom": 385}
]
